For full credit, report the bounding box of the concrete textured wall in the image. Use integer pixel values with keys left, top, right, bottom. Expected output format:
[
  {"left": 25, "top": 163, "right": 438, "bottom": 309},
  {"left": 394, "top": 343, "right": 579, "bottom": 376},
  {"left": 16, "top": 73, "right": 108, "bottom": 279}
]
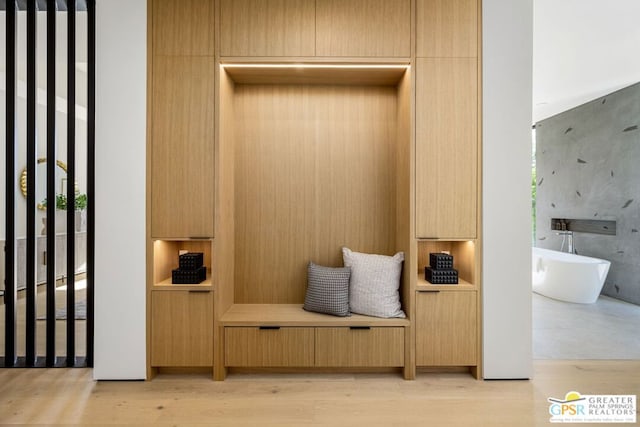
[{"left": 536, "top": 82, "right": 640, "bottom": 305}]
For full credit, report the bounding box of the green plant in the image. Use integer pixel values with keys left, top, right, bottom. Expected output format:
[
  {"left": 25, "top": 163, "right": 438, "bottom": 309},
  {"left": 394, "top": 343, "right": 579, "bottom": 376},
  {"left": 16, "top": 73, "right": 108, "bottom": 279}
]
[
  {"left": 41, "top": 193, "right": 88, "bottom": 211},
  {"left": 75, "top": 193, "right": 88, "bottom": 211}
]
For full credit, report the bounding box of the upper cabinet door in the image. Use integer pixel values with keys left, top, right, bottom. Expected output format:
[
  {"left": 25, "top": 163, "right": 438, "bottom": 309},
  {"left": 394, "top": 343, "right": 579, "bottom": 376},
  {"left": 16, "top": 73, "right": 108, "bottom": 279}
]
[
  {"left": 316, "top": 0, "right": 411, "bottom": 57},
  {"left": 151, "top": 56, "right": 215, "bottom": 238},
  {"left": 152, "top": 0, "right": 215, "bottom": 56},
  {"left": 415, "top": 58, "right": 478, "bottom": 239},
  {"left": 220, "top": 0, "right": 316, "bottom": 57},
  {"left": 416, "top": 0, "right": 478, "bottom": 57}
]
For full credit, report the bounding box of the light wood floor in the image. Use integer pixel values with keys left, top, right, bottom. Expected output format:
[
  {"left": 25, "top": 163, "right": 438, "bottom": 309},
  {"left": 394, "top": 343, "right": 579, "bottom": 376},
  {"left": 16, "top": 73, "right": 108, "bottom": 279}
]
[{"left": 0, "top": 360, "right": 638, "bottom": 426}]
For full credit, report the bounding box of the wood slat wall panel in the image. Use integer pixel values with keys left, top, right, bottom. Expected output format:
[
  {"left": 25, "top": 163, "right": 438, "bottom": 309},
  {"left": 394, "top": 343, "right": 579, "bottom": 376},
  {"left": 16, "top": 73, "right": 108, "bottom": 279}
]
[
  {"left": 233, "top": 85, "right": 398, "bottom": 304},
  {"left": 233, "top": 85, "right": 317, "bottom": 303}
]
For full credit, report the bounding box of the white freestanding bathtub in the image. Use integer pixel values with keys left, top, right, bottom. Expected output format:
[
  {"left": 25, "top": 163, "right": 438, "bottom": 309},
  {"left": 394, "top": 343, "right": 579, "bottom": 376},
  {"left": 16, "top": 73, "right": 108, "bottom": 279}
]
[{"left": 532, "top": 247, "right": 611, "bottom": 304}]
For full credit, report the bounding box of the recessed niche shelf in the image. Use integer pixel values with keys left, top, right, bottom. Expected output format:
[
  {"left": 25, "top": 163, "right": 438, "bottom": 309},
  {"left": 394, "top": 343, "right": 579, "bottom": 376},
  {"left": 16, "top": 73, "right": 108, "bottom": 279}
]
[
  {"left": 220, "top": 62, "right": 412, "bottom": 305},
  {"left": 152, "top": 239, "right": 213, "bottom": 288},
  {"left": 417, "top": 240, "right": 477, "bottom": 287},
  {"left": 416, "top": 275, "right": 476, "bottom": 292}
]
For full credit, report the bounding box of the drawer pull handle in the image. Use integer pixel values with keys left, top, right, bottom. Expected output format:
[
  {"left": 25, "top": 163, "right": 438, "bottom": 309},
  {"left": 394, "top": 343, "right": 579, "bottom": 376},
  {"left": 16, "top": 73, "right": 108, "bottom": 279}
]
[
  {"left": 418, "top": 289, "right": 440, "bottom": 293},
  {"left": 189, "top": 236, "right": 210, "bottom": 240},
  {"left": 188, "top": 289, "right": 211, "bottom": 293},
  {"left": 349, "top": 326, "right": 371, "bottom": 330},
  {"left": 259, "top": 326, "right": 281, "bottom": 330}
]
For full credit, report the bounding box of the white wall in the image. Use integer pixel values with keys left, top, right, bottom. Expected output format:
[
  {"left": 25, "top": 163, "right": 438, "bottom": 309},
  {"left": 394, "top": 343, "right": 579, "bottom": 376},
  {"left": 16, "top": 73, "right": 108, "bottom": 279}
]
[
  {"left": 482, "top": 0, "right": 533, "bottom": 378},
  {"left": 93, "top": 0, "right": 146, "bottom": 379},
  {"left": 533, "top": 0, "right": 640, "bottom": 122}
]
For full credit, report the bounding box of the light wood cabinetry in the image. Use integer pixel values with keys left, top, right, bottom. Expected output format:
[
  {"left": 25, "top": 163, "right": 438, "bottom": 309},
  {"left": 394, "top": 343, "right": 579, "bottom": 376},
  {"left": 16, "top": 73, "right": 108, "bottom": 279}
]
[
  {"left": 412, "top": 0, "right": 482, "bottom": 377},
  {"left": 415, "top": 57, "right": 478, "bottom": 239},
  {"left": 219, "top": 0, "right": 315, "bottom": 57},
  {"left": 415, "top": 290, "right": 477, "bottom": 366},
  {"left": 417, "top": 240, "right": 477, "bottom": 285},
  {"left": 147, "top": 0, "right": 482, "bottom": 380},
  {"left": 225, "top": 327, "right": 315, "bottom": 367},
  {"left": 219, "top": 0, "right": 410, "bottom": 58},
  {"left": 150, "top": 56, "right": 215, "bottom": 238},
  {"left": 151, "top": 290, "right": 214, "bottom": 367},
  {"left": 222, "top": 305, "right": 409, "bottom": 372},
  {"left": 414, "top": 240, "right": 480, "bottom": 375},
  {"left": 315, "top": 327, "right": 404, "bottom": 367},
  {"left": 416, "top": 0, "right": 478, "bottom": 58},
  {"left": 316, "top": 0, "right": 411, "bottom": 57},
  {"left": 148, "top": 0, "right": 217, "bottom": 377},
  {"left": 152, "top": 0, "right": 215, "bottom": 56},
  {"left": 152, "top": 239, "right": 213, "bottom": 286}
]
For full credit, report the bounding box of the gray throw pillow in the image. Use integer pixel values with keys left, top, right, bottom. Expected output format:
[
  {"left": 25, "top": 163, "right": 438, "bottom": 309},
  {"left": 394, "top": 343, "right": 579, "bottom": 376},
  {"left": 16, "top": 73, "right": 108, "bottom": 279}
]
[
  {"left": 303, "top": 262, "right": 351, "bottom": 317},
  {"left": 342, "top": 247, "right": 406, "bottom": 318}
]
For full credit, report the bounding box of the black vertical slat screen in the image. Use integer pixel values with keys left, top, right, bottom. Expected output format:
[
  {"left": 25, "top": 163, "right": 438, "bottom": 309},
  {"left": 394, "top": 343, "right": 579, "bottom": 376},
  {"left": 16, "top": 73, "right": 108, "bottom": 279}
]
[
  {"left": 45, "top": 0, "right": 57, "bottom": 367},
  {"left": 3, "top": 0, "right": 93, "bottom": 368},
  {"left": 86, "top": 0, "right": 95, "bottom": 367},
  {"left": 66, "top": 0, "right": 76, "bottom": 366},
  {"left": 0, "top": 1, "right": 88, "bottom": 11},
  {"left": 4, "top": 0, "right": 18, "bottom": 368},
  {"left": 25, "top": 0, "right": 38, "bottom": 367}
]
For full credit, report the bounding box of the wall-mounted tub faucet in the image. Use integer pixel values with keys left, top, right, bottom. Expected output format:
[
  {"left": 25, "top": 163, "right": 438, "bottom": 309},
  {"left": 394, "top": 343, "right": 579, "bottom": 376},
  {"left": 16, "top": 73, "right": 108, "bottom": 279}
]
[{"left": 556, "top": 230, "right": 575, "bottom": 254}]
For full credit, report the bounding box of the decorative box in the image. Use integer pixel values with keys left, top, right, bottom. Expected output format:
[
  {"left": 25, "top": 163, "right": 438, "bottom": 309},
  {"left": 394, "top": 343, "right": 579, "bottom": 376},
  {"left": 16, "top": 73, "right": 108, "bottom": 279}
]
[
  {"left": 179, "top": 252, "right": 204, "bottom": 270},
  {"left": 172, "top": 265, "right": 207, "bottom": 284},
  {"left": 425, "top": 267, "right": 458, "bottom": 284},
  {"left": 429, "top": 252, "right": 454, "bottom": 270}
]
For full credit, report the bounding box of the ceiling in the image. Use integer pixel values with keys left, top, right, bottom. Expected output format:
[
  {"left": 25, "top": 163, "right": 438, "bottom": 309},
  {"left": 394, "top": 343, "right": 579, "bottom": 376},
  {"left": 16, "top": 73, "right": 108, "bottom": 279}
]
[{"left": 533, "top": 0, "right": 640, "bottom": 122}]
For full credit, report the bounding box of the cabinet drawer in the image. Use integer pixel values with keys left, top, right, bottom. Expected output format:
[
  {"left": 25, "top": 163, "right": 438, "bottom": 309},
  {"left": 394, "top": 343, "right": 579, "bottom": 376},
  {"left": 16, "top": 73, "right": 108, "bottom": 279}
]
[
  {"left": 225, "top": 327, "right": 314, "bottom": 367},
  {"left": 315, "top": 327, "right": 404, "bottom": 367}
]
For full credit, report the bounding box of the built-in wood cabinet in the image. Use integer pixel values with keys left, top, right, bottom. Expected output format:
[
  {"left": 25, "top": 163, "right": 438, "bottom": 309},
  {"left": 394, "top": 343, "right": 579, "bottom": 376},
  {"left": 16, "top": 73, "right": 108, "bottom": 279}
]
[
  {"left": 315, "top": 0, "right": 411, "bottom": 57},
  {"left": 151, "top": 56, "right": 215, "bottom": 238},
  {"left": 148, "top": 0, "right": 482, "bottom": 381},
  {"left": 224, "top": 326, "right": 405, "bottom": 368},
  {"left": 148, "top": 0, "right": 216, "bottom": 376},
  {"left": 415, "top": 57, "right": 478, "bottom": 239},
  {"left": 416, "top": 0, "right": 478, "bottom": 58},
  {"left": 414, "top": 240, "right": 480, "bottom": 375},
  {"left": 152, "top": 0, "right": 215, "bottom": 56},
  {"left": 151, "top": 290, "right": 214, "bottom": 367},
  {"left": 415, "top": 290, "right": 477, "bottom": 366},
  {"left": 219, "top": 0, "right": 410, "bottom": 58},
  {"left": 219, "top": 0, "right": 315, "bottom": 57},
  {"left": 221, "top": 305, "right": 409, "bottom": 371}
]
